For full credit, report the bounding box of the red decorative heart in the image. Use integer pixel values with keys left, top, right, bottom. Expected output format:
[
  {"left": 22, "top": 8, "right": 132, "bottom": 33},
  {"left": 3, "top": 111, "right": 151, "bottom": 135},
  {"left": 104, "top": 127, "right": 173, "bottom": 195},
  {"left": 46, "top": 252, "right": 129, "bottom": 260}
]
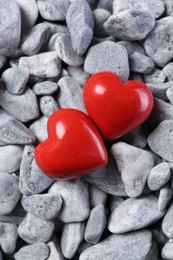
[
  {"left": 83, "top": 71, "right": 154, "bottom": 140},
  {"left": 34, "top": 109, "right": 108, "bottom": 179}
]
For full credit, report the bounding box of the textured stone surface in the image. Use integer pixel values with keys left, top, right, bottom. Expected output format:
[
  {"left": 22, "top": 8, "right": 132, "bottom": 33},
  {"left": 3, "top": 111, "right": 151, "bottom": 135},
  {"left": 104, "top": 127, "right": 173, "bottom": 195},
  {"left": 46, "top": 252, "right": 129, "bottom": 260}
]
[
  {"left": 39, "top": 96, "right": 60, "bottom": 118},
  {"left": 158, "top": 184, "right": 173, "bottom": 211},
  {"left": 47, "top": 235, "right": 64, "bottom": 260},
  {"left": 33, "top": 81, "right": 58, "bottom": 96},
  {"left": 161, "top": 240, "right": 173, "bottom": 259},
  {"left": 0, "top": 222, "right": 18, "bottom": 254},
  {"left": 162, "top": 202, "right": 173, "bottom": 239},
  {"left": 29, "top": 116, "right": 48, "bottom": 142}
]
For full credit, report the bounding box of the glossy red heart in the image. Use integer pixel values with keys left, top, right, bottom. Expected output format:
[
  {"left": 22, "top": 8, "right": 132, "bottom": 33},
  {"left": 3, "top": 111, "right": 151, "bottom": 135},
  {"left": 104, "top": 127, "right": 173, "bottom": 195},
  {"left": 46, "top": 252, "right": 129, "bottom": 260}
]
[
  {"left": 34, "top": 109, "right": 108, "bottom": 179},
  {"left": 83, "top": 71, "right": 154, "bottom": 140}
]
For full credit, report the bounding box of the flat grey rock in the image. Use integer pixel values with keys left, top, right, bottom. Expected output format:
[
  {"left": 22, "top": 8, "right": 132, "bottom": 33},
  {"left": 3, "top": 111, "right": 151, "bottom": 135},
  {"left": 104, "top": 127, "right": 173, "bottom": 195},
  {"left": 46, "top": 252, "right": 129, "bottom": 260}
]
[
  {"left": 19, "top": 52, "right": 61, "bottom": 78},
  {"left": 85, "top": 204, "right": 107, "bottom": 244},
  {"left": 0, "top": 0, "right": 21, "bottom": 56},
  {"left": 39, "top": 96, "right": 60, "bottom": 118},
  {"left": 93, "top": 8, "right": 111, "bottom": 38},
  {"left": 162, "top": 202, "right": 173, "bottom": 238},
  {"left": 18, "top": 213, "right": 54, "bottom": 244},
  {"left": 19, "top": 145, "right": 54, "bottom": 195},
  {"left": 0, "top": 222, "right": 18, "bottom": 254},
  {"left": 158, "top": 184, "right": 173, "bottom": 211},
  {"left": 161, "top": 240, "right": 173, "bottom": 259},
  {"left": 20, "top": 23, "right": 50, "bottom": 56},
  {"left": 14, "top": 242, "right": 49, "bottom": 260},
  {"left": 0, "top": 84, "right": 39, "bottom": 122},
  {"left": 29, "top": 116, "right": 48, "bottom": 142},
  {"left": 0, "top": 145, "right": 23, "bottom": 174},
  {"left": 55, "top": 34, "right": 84, "bottom": 66},
  {"left": 148, "top": 120, "right": 173, "bottom": 162},
  {"left": 2, "top": 67, "right": 29, "bottom": 95},
  {"left": 104, "top": 10, "right": 155, "bottom": 41},
  {"left": 67, "top": 66, "right": 90, "bottom": 86},
  {"left": 111, "top": 142, "right": 154, "bottom": 197},
  {"left": 108, "top": 195, "right": 165, "bottom": 234},
  {"left": 112, "top": 0, "right": 165, "bottom": 19},
  {"left": 21, "top": 193, "right": 62, "bottom": 220},
  {"left": 129, "top": 52, "right": 154, "bottom": 74},
  {"left": 57, "top": 76, "right": 85, "bottom": 112},
  {"left": 66, "top": 0, "right": 94, "bottom": 55},
  {"left": 61, "top": 222, "right": 85, "bottom": 258},
  {"left": 148, "top": 162, "right": 171, "bottom": 191},
  {"left": 147, "top": 82, "right": 173, "bottom": 101},
  {"left": 86, "top": 155, "right": 126, "bottom": 196},
  {"left": 89, "top": 184, "right": 107, "bottom": 208},
  {"left": 47, "top": 235, "right": 64, "bottom": 260},
  {"left": 0, "top": 172, "right": 21, "bottom": 215},
  {"left": 33, "top": 81, "right": 58, "bottom": 96},
  {"left": 80, "top": 230, "right": 152, "bottom": 260},
  {"left": 84, "top": 41, "right": 129, "bottom": 82},
  {"left": 49, "top": 178, "right": 90, "bottom": 223},
  {"left": 144, "top": 68, "right": 166, "bottom": 84},
  {"left": 38, "top": 0, "right": 70, "bottom": 21},
  {"left": 144, "top": 17, "right": 173, "bottom": 67},
  {"left": 118, "top": 41, "right": 145, "bottom": 56}
]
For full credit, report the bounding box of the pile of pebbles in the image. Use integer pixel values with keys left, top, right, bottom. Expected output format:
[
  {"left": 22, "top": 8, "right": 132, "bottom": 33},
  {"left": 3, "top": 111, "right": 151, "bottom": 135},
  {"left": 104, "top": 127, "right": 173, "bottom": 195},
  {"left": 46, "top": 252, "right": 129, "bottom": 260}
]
[{"left": 1, "top": 0, "right": 173, "bottom": 259}]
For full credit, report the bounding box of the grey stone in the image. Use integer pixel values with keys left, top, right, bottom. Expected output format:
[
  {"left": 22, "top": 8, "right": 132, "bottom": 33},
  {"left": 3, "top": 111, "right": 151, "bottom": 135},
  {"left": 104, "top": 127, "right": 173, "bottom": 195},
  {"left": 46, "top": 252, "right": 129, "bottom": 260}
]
[
  {"left": 118, "top": 41, "right": 145, "bottom": 56},
  {"left": 146, "top": 240, "right": 158, "bottom": 260},
  {"left": 148, "top": 162, "right": 171, "bottom": 191},
  {"left": 61, "top": 222, "right": 85, "bottom": 258},
  {"left": 144, "top": 68, "right": 166, "bottom": 84},
  {"left": 66, "top": 0, "right": 94, "bottom": 55},
  {"left": 129, "top": 52, "right": 154, "bottom": 74},
  {"left": 14, "top": 242, "right": 49, "bottom": 260},
  {"left": 57, "top": 76, "right": 85, "bottom": 112},
  {"left": 15, "top": 0, "right": 38, "bottom": 31},
  {"left": 47, "top": 33, "right": 62, "bottom": 51},
  {"left": 18, "top": 213, "right": 54, "bottom": 244},
  {"left": 152, "top": 229, "right": 168, "bottom": 249},
  {"left": 2, "top": 67, "right": 29, "bottom": 95},
  {"left": 91, "top": 36, "right": 114, "bottom": 45},
  {"left": 67, "top": 66, "right": 90, "bottom": 87},
  {"left": 162, "top": 202, "right": 173, "bottom": 238},
  {"left": 144, "top": 17, "right": 173, "bottom": 67},
  {"left": 130, "top": 73, "right": 144, "bottom": 82},
  {"left": 89, "top": 184, "right": 107, "bottom": 208},
  {"left": 49, "top": 178, "right": 90, "bottom": 223},
  {"left": 108, "top": 195, "right": 165, "bottom": 234},
  {"left": 166, "top": 87, "right": 173, "bottom": 104},
  {"left": 84, "top": 41, "right": 129, "bottom": 82},
  {"left": 147, "top": 82, "right": 173, "bottom": 101},
  {"left": 0, "top": 109, "right": 35, "bottom": 145},
  {"left": 0, "top": 84, "right": 39, "bottom": 122},
  {"left": 148, "top": 120, "right": 173, "bottom": 162},
  {"left": 0, "top": 55, "right": 6, "bottom": 69},
  {"left": 97, "top": 0, "right": 114, "bottom": 12},
  {"left": 85, "top": 204, "right": 107, "bottom": 244},
  {"left": 86, "top": 155, "right": 126, "bottom": 196},
  {"left": 19, "top": 52, "right": 61, "bottom": 78},
  {"left": 163, "top": 0, "right": 173, "bottom": 16},
  {"left": 109, "top": 196, "right": 125, "bottom": 213},
  {"left": 38, "top": 0, "right": 70, "bottom": 21},
  {"left": 80, "top": 230, "right": 152, "bottom": 260},
  {"left": 29, "top": 116, "right": 48, "bottom": 142},
  {"left": 21, "top": 193, "right": 62, "bottom": 220},
  {"left": 111, "top": 142, "right": 154, "bottom": 197},
  {"left": 162, "top": 62, "right": 173, "bottom": 81},
  {"left": 39, "top": 96, "right": 60, "bottom": 118},
  {"left": 0, "top": 145, "right": 23, "bottom": 174},
  {"left": 0, "top": 222, "right": 18, "bottom": 254},
  {"left": 33, "top": 81, "right": 58, "bottom": 96},
  {"left": 78, "top": 241, "right": 92, "bottom": 255},
  {"left": 47, "top": 235, "right": 64, "bottom": 260},
  {"left": 20, "top": 23, "right": 50, "bottom": 56},
  {"left": 112, "top": 0, "right": 165, "bottom": 19},
  {"left": 43, "top": 22, "right": 68, "bottom": 37},
  {"left": 0, "top": 172, "right": 21, "bottom": 215},
  {"left": 93, "top": 8, "right": 111, "bottom": 38},
  {"left": 55, "top": 34, "right": 84, "bottom": 66},
  {"left": 161, "top": 240, "right": 173, "bottom": 259},
  {"left": 19, "top": 145, "right": 54, "bottom": 195},
  {"left": 158, "top": 184, "right": 173, "bottom": 211},
  {"left": 0, "top": 0, "right": 21, "bottom": 56},
  {"left": 104, "top": 10, "right": 155, "bottom": 41}
]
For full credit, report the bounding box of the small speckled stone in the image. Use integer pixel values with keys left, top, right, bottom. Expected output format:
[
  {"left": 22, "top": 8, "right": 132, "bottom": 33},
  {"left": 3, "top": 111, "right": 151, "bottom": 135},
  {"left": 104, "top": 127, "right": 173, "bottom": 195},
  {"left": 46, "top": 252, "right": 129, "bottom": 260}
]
[
  {"left": 19, "top": 52, "right": 61, "bottom": 78},
  {"left": 147, "top": 82, "right": 172, "bottom": 101},
  {"left": 39, "top": 96, "right": 60, "bottom": 118},
  {"left": 84, "top": 41, "right": 129, "bottom": 82},
  {"left": 0, "top": 222, "right": 18, "bottom": 254},
  {"left": 93, "top": 8, "right": 111, "bottom": 38},
  {"left": 144, "top": 68, "right": 166, "bottom": 84},
  {"left": 47, "top": 235, "right": 64, "bottom": 260},
  {"left": 61, "top": 222, "right": 85, "bottom": 258},
  {"left": 129, "top": 52, "right": 154, "bottom": 74},
  {"left": 162, "top": 202, "right": 173, "bottom": 238},
  {"left": 158, "top": 184, "right": 173, "bottom": 211},
  {"left": 89, "top": 184, "right": 107, "bottom": 208},
  {"left": 19, "top": 145, "right": 54, "bottom": 195},
  {"left": 33, "top": 81, "right": 58, "bottom": 96},
  {"left": 111, "top": 142, "right": 154, "bottom": 197},
  {"left": 18, "top": 213, "right": 54, "bottom": 244},
  {"left": 67, "top": 66, "right": 90, "bottom": 86},
  {"left": 148, "top": 162, "right": 171, "bottom": 191},
  {"left": 118, "top": 41, "right": 145, "bottom": 56},
  {"left": 85, "top": 204, "right": 107, "bottom": 244},
  {"left": 49, "top": 178, "right": 90, "bottom": 223},
  {"left": 29, "top": 116, "right": 48, "bottom": 142},
  {"left": 2, "top": 67, "right": 29, "bottom": 95},
  {"left": 14, "top": 242, "right": 49, "bottom": 260},
  {"left": 0, "top": 172, "right": 21, "bottom": 215},
  {"left": 104, "top": 10, "right": 155, "bottom": 41},
  {"left": 108, "top": 195, "right": 165, "bottom": 234},
  {"left": 161, "top": 240, "right": 173, "bottom": 259},
  {"left": 80, "top": 230, "right": 152, "bottom": 260}
]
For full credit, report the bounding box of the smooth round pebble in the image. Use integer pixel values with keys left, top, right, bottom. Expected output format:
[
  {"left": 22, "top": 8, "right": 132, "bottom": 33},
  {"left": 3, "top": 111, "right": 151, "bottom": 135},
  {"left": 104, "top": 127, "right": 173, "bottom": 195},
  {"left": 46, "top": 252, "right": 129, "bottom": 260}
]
[
  {"left": 162, "top": 202, "right": 173, "bottom": 239},
  {"left": 161, "top": 240, "right": 173, "bottom": 260},
  {"left": 158, "top": 184, "right": 173, "bottom": 211},
  {"left": 0, "top": 222, "right": 18, "bottom": 254},
  {"left": 33, "top": 81, "right": 58, "bottom": 96}
]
